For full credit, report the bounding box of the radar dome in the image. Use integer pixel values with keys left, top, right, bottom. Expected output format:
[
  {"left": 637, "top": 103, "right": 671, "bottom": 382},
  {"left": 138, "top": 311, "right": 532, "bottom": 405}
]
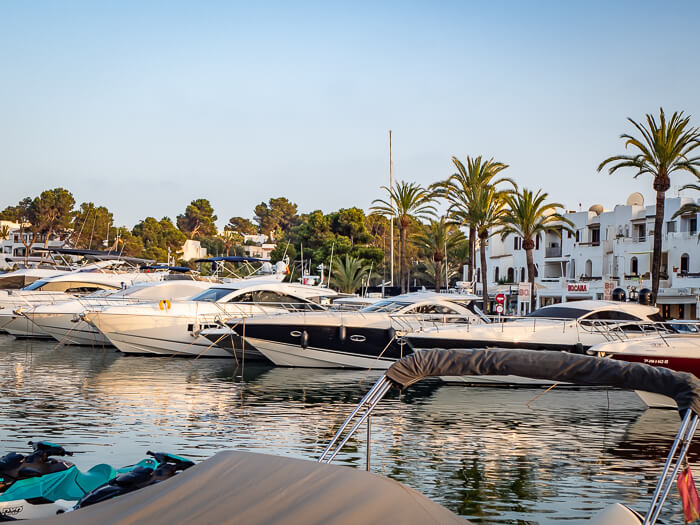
[
  {"left": 588, "top": 204, "right": 604, "bottom": 216},
  {"left": 626, "top": 192, "right": 644, "bottom": 206}
]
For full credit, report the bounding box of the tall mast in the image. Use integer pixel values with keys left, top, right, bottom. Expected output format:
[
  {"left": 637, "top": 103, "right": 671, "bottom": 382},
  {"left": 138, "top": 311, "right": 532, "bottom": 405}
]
[{"left": 389, "top": 130, "right": 394, "bottom": 287}]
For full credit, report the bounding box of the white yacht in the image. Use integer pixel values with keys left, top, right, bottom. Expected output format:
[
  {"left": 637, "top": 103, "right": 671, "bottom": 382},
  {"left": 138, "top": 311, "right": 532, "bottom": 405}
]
[
  {"left": 24, "top": 279, "right": 214, "bottom": 346},
  {"left": 225, "top": 291, "right": 486, "bottom": 368},
  {"left": 0, "top": 267, "right": 70, "bottom": 290},
  {"left": 0, "top": 264, "right": 164, "bottom": 337},
  {"left": 405, "top": 300, "right": 662, "bottom": 385},
  {"left": 84, "top": 281, "right": 338, "bottom": 358},
  {"left": 590, "top": 328, "right": 700, "bottom": 408}
]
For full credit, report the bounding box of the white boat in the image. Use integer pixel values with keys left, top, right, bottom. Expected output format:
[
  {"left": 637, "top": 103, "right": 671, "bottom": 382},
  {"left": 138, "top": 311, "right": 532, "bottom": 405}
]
[
  {"left": 0, "top": 264, "right": 165, "bottom": 338},
  {"left": 232, "top": 291, "right": 486, "bottom": 368},
  {"left": 84, "top": 281, "right": 338, "bottom": 358},
  {"left": 24, "top": 280, "right": 214, "bottom": 346},
  {"left": 404, "top": 300, "right": 662, "bottom": 385},
  {"left": 590, "top": 330, "right": 700, "bottom": 409}
]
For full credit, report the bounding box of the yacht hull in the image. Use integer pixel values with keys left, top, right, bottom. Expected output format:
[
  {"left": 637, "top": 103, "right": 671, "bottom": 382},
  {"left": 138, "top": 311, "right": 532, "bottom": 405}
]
[
  {"left": 25, "top": 312, "right": 110, "bottom": 346},
  {"left": 200, "top": 329, "right": 268, "bottom": 361},
  {"left": 2, "top": 314, "right": 51, "bottom": 338}
]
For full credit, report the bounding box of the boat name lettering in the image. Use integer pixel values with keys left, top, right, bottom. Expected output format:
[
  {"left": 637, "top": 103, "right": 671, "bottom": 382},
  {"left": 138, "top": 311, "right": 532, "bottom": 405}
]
[
  {"left": 1, "top": 506, "right": 23, "bottom": 516},
  {"left": 643, "top": 359, "right": 669, "bottom": 365}
]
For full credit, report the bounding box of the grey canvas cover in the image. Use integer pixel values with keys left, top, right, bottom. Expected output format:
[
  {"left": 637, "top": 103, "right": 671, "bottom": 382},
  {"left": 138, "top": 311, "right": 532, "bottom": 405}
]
[
  {"left": 36, "top": 451, "right": 467, "bottom": 525},
  {"left": 386, "top": 348, "right": 700, "bottom": 414}
]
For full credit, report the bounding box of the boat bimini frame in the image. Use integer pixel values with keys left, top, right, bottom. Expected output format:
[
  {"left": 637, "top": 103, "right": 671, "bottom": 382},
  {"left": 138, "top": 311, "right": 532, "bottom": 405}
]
[{"left": 319, "top": 348, "right": 700, "bottom": 525}]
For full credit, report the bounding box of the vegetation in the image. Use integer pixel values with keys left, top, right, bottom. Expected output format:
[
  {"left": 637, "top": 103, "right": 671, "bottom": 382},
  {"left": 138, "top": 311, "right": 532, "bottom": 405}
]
[
  {"left": 329, "top": 254, "right": 370, "bottom": 294},
  {"left": 412, "top": 218, "right": 465, "bottom": 292},
  {"left": 598, "top": 108, "right": 700, "bottom": 302},
  {"left": 370, "top": 181, "right": 436, "bottom": 293},
  {"left": 499, "top": 188, "right": 573, "bottom": 310}
]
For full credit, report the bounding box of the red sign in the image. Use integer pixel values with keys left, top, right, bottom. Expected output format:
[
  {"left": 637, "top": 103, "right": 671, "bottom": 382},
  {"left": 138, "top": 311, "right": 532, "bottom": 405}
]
[
  {"left": 567, "top": 283, "right": 589, "bottom": 293},
  {"left": 496, "top": 293, "right": 505, "bottom": 304},
  {"left": 495, "top": 304, "right": 504, "bottom": 314}
]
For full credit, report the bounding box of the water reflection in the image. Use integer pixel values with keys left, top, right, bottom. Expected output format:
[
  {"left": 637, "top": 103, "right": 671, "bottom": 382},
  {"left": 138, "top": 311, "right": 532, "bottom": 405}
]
[{"left": 0, "top": 335, "right": 688, "bottom": 523}]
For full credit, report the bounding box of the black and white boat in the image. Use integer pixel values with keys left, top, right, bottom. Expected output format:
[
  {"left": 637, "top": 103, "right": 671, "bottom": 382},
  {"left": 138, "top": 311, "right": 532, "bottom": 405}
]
[{"left": 207, "top": 291, "right": 486, "bottom": 368}]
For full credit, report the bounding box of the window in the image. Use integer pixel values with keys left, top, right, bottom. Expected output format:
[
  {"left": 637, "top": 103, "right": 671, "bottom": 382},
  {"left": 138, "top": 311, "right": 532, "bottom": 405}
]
[
  {"left": 535, "top": 235, "right": 540, "bottom": 250},
  {"left": 494, "top": 267, "right": 500, "bottom": 282},
  {"left": 520, "top": 268, "right": 525, "bottom": 282},
  {"left": 584, "top": 260, "right": 592, "bottom": 277},
  {"left": 590, "top": 228, "right": 600, "bottom": 245},
  {"left": 191, "top": 288, "right": 238, "bottom": 302},
  {"left": 575, "top": 231, "right": 580, "bottom": 242},
  {"left": 583, "top": 311, "right": 643, "bottom": 322},
  {"left": 507, "top": 268, "right": 514, "bottom": 282},
  {"left": 24, "top": 281, "right": 118, "bottom": 293},
  {"left": 361, "top": 300, "right": 411, "bottom": 312},
  {"left": 666, "top": 221, "right": 677, "bottom": 233},
  {"left": 630, "top": 257, "right": 638, "bottom": 275},
  {"left": 407, "top": 304, "right": 459, "bottom": 315},
  {"left": 681, "top": 253, "right": 690, "bottom": 274},
  {"left": 527, "top": 306, "right": 590, "bottom": 319},
  {"left": 513, "top": 237, "right": 518, "bottom": 250}
]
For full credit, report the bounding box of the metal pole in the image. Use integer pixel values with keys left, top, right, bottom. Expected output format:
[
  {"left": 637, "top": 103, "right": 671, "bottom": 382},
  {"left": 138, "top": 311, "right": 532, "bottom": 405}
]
[
  {"left": 366, "top": 415, "right": 371, "bottom": 471},
  {"left": 389, "top": 130, "right": 394, "bottom": 288}
]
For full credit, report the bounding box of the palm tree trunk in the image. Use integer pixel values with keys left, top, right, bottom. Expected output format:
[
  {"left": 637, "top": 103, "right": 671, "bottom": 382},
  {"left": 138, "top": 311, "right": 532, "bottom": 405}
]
[
  {"left": 400, "top": 226, "right": 407, "bottom": 294},
  {"left": 468, "top": 226, "right": 476, "bottom": 282},
  {"left": 435, "top": 258, "right": 442, "bottom": 292},
  {"left": 526, "top": 247, "right": 535, "bottom": 311},
  {"left": 480, "top": 235, "right": 488, "bottom": 312},
  {"left": 651, "top": 189, "right": 665, "bottom": 304}
]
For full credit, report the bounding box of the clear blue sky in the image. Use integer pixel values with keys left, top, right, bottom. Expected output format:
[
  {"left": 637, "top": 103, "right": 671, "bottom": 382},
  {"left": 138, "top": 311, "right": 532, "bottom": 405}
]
[{"left": 1, "top": 1, "right": 699, "bottom": 228}]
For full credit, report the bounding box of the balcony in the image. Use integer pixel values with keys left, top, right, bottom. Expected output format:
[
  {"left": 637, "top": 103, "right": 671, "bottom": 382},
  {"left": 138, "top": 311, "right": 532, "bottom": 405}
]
[{"left": 545, "top": 246, "right": 562, "bottom": 258}]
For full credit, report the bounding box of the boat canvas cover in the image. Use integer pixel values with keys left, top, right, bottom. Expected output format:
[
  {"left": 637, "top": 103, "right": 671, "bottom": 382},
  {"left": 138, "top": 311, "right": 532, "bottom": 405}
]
[
  {"left": 36, "top": 451, "right": 467, "bottom": 525},
  {"left": 386, "top": 349, "right": 700, "bottom": 414}
]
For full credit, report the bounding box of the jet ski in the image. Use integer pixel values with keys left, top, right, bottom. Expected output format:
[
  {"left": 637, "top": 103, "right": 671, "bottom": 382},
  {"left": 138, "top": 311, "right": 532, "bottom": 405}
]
[
  {"left": 73, "top": 451, "right": 194, "bottom": 509},
  {"left": 0, "top": 441, "right": 164, "bottom": 520}
]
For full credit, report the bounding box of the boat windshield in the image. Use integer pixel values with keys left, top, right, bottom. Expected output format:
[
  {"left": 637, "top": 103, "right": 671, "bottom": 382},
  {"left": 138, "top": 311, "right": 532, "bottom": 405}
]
[
  {"left": 190, "top": 288, "right": 236, "bottom": 302},
  {"left": 22, "top": 280, "right": 48, "bottom": 291},
  {"left": 361, "top": 300, "right": 412, "bottom": 313},
  {"left": 526, "top": 306, "right": 590, "bottom": 320}
]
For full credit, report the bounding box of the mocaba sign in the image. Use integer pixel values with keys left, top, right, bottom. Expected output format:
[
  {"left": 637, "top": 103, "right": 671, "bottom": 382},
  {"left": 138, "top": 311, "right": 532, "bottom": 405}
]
[{"left": 567, "top": 283, "right": 588, "bottom": 293}]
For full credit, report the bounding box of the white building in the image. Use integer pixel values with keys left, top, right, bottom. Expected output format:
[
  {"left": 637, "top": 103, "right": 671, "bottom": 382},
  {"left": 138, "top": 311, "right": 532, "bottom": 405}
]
[
  {"left": 181, "top": 239, "right": 207, "bottom": 262},
  {"left": 0, "top": 221, "right": 67, "bottom": 269},
  {"left": 474, "top": 193, "right": 700, "bottom": 319}
]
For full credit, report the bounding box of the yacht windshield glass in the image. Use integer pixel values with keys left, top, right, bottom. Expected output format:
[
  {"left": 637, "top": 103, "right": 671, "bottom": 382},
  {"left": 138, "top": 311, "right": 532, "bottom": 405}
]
[
  {"left": 23, "top": 280, "right": 48, "bottom": 290},
  {"left": 190, "top": 288, "right": 236, "bottom": 302},
  {"left": 361, "top": 300, "right": 412, "bottom": 313},
  {"left": 526, "top": 306, "right": 590, "bottom": 320}
]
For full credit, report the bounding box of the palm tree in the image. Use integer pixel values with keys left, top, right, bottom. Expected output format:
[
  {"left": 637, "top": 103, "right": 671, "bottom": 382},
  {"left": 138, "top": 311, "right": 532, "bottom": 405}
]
[
  {"left": 598, "top": 108, "right": 700, "bottom": 303},
  {"left": 412, "top": 217, "right": 466, "bottom": 291},
  {"left": 471, "top": 183, "right": 512, "bottom": 311},
  {"left": 371, "top": 181, "right": 436, "bottom": 293},
  {"left": 330, "top": 254, "right": 370, "bottom": 294},
  {"left": 432, "top": 156, "right": 511, "bottom": 284},
  {"left": 499, "top": 188, "right": 574, "bottom": 310},
  {"left": 672, "top": 174, "right": 700, "bottom": 220},
  {"left": 416, "top": 259, "right": 461, "bottom": 290}
]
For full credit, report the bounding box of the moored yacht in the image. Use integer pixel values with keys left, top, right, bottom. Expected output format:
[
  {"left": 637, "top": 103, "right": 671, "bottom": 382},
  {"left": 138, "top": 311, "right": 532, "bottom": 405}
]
[
  {"left": 405, "top": 300, "right": 662, "bottom": 385},
  {"left": 590, "top": 329, "right": 700, "bottom": 408},
  {"left": 24, "top": 279, "right": 214, "bottom": 346},
  {"left": 224, "top": 291, "right": 486, "bottom": 368},
  {"left": 84, "top": 280, "right": 337, "bottom": 358}
]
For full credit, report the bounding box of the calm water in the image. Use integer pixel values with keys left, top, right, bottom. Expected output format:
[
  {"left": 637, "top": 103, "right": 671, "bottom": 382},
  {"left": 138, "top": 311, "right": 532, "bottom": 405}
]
[{"left": 0, "top": 335, "right": 691, "bottom": 524}]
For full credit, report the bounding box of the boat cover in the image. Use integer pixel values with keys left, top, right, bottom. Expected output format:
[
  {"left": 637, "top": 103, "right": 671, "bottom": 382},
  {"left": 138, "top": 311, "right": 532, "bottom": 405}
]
[
  {"left": 386, "top": 348, "right": 700, "bottom": 414},
  {"left": 35, "top": 451, "right": 467, "bottom": 525}
]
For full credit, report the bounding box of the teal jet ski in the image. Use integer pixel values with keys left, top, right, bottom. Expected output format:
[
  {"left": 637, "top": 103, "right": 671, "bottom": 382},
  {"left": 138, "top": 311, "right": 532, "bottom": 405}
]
[{"left": 0, "top": 441, "right": 156, "bottom": 520}]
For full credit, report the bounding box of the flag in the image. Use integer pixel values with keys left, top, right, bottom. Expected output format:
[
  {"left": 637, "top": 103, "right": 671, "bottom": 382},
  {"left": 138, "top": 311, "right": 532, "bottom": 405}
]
[{"left": 677, "top": 467, "right": 700, "bottom": 523}]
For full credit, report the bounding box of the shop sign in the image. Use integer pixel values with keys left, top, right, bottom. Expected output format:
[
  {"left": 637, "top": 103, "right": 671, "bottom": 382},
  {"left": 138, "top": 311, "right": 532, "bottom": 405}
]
[{"left": 567, "top": 282, "right": 588, "bottom": 293}]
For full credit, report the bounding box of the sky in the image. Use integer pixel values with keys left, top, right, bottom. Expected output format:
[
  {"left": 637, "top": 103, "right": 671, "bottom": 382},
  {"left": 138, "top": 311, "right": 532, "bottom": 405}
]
[{"left": 1, "top": 1, "right": 700, "bottom": 229}]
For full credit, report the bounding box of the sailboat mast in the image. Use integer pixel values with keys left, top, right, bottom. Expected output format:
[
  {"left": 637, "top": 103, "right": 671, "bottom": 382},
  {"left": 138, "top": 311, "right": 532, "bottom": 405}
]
[{"left": 389, "top": 130, "right": 394, "bottom": 288}]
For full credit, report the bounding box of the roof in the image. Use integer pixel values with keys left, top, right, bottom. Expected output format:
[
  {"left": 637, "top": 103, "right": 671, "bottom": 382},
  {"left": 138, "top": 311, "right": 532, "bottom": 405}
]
[{"left": 35, "top": 451, "right": 466, "bottom": 525}]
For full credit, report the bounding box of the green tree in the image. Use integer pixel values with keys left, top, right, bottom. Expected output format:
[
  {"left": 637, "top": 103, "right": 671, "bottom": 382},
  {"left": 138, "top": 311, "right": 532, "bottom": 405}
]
[
  {"left": 499, "top": 188, "right": 573, "bottom": 310},
  {"left": 72, "top": 202, "right": 114, "bottom": 250},
  {"left": 330, "top": 254, "right": 370, "bottom": 294},
  {"left": 110, "top": 227, "right": 145, "bottom": 258},
  {"left": 31, "top": 188, "right": 76, "bottom": 247},
  {"left": 412, "top": 217, "right": 466, "bottom": 292},
  {"left": 226, "top": 216, "right": 258, "bottom": 235},
  {"left": 133, "top": 217, "right": 187, "bottom": 263},
  {"left": 433, "top": 156, "right": 511, "bottom": 284},
  {"left": 177, "top": 198, "right": 218, "bottom": 239},
  {"left": 472, "top": 183, "right": 512, "bottom": 310},
  {"left": 254, "top": 197, "right": 298, "bottom": 237},
  {"left": 0, "top": 204, "right": 23, "bottom": 222},
  {"left": 328, "top": 207, "right": 371, "bottom": 245},
  {"left": 371, "top": 181, "right": 436, "bottom": 293},
  {"left": 598, "top": 108, "right": 700, "bottom": 303}
]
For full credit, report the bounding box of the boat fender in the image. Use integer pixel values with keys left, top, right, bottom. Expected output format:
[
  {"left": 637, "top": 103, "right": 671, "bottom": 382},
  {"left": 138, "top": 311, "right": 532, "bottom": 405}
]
[
  {"left": 338, "top": 325, "right": 346, "bottom": 343},
  {"left": 300, "top": 330, "right": 309, "bottom": 349},
  {"left": 386, "top": 327, "right": 396, "bottom": 340},
  {"left": 159, "top": 300, "right": 172, "bottom": 311},
  {"left": 574, "top": 342, "right": 584, "bottom": 354}
]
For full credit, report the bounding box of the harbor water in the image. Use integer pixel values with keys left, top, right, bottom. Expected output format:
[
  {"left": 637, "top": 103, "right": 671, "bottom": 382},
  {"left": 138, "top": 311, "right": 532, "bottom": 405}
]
[{"left": 0, "top": 335, "right": 691, "bottom": 524}]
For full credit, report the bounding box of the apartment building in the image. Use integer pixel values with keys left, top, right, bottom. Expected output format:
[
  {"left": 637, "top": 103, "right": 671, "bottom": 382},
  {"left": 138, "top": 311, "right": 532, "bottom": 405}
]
[{"left": 474, "top": 193, "right": 700, "bottom": 319}]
